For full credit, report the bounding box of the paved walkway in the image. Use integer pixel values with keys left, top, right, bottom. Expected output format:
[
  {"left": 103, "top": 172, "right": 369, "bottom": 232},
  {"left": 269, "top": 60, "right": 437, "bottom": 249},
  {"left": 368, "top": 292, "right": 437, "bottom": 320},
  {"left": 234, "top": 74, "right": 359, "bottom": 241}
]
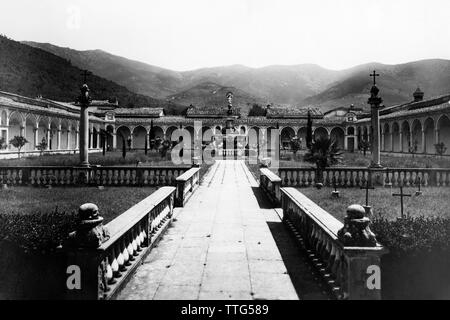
[{"left": 118, "top": 160, "right": 327, "bottom": 300}]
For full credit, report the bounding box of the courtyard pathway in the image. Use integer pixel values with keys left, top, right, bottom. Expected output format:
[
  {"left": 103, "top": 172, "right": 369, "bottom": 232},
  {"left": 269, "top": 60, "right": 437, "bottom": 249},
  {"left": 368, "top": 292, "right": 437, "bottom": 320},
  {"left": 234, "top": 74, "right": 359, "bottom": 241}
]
[{"left": 118, "top": 160, "right": 327, "bottom": 300}]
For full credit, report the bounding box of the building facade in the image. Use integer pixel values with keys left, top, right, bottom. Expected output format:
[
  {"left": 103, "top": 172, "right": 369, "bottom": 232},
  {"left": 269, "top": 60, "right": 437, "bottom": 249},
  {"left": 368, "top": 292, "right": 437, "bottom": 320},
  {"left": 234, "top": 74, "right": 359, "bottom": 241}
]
[{"left": 1, "top": 88, "right": 449, "bottom": 157}]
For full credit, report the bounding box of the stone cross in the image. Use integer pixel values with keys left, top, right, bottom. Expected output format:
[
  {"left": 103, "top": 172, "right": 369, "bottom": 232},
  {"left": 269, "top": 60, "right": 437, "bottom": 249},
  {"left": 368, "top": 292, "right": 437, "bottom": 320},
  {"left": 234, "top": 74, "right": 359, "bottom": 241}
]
[
  {"left": 370, "top": 70, "right": 380, "bottom": 86},
  {"left": 360, "top": 180, "right": 375, "bottom": 206},
  {"left": 393, "top": 186, "right": 412, "bottom": 219}
]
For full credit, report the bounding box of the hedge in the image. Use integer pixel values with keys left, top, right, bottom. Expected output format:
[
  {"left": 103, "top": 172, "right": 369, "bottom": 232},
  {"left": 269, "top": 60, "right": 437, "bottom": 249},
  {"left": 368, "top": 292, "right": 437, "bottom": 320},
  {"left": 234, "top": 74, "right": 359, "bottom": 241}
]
[
  {"left": 372, "top": 217, "right": 450, "bottom": 299},
  {"left": 0, "top": 209, "right": 77, "bottom": 253}
]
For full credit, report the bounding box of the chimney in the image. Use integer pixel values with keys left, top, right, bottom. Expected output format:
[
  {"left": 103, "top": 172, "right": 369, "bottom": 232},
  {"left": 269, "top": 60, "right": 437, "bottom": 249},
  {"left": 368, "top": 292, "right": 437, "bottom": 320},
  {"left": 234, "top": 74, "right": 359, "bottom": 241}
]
[{"left": 413, "top": 87, "right": 424, "bottom": 102}]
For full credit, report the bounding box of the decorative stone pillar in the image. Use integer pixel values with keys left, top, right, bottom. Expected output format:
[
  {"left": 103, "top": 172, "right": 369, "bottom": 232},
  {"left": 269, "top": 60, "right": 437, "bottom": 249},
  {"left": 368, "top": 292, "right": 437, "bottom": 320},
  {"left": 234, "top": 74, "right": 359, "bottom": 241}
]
[
  {"left": 390, "top": 132, "right": 393, "bottom": 152},
  {"left": 368, "top": 73, "right": 383, "bottom": 168},
  {"left": 399, "top": 130, "right": 403, "bottom": 153},
  {"left": 20, "top": 123, "right": 25, "bottom": 137},
  {"left": 65, "top": 203, "right": 110, "bottom": 300},
  {"left": 338, "top": 204, "right": 388, "bottom": 300}
]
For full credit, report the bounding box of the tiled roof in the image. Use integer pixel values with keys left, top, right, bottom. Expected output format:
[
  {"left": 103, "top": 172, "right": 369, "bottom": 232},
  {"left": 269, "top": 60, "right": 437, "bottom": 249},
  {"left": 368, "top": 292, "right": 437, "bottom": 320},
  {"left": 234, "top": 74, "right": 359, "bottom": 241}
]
[
  {"left": 266, "top": 106, "right": 323, "bottom": 118},
  {"left": 0, "top": 95, "right": 103, "bottom": 122},
  {"left": 186, "top": 106, "right": 241, "bottom": 117},
  {"left": 113, "top": 107, "right": 164, "bottom": 117},
  {"left": 380, "top": 94, "right": 450, "bottom": 115}
]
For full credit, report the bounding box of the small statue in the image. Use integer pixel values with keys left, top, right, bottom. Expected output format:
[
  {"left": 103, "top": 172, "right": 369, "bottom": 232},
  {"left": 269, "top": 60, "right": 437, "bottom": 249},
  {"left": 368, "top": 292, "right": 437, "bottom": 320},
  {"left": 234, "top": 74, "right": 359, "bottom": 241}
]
[
  {"left": 79, "top": 84, "right": 92, "bottom": 105},
  {"left": 338, "top": 204, "right": 377, "bottom": 247}
]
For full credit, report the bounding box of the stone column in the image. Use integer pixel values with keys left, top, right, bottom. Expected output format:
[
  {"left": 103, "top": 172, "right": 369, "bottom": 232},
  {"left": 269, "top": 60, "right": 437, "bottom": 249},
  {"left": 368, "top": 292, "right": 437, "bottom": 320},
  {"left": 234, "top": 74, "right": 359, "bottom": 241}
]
[
  {"left": 46, "top": 124, "right": 51, "bottom": 150},
  {"left": 112, "top": 130, "right": 117, "bottom": 150},
  {"left": 33, "top": 127, "right": 38, "bottom": 150},
  {"left": 96, "top": 129, "right": 101, "bottom": 149},
  {"left": 344, "top": 135, "right": 348, "bottom": 150},
  {"left": 75, "top": 129, "right": 79, "bottom": 150},
  {"left": 421, "top": 129, "right": 426, "bottom": 153},
  {"left": 368, "top": 85, "right": 382, "bottom": 168},
  {"left": 79, "top": 104, "right": 90, "bottom": 166},
  {"left": 20, "top": 123, "right": 25, "bottom": 137},
  {"left": 67, "top": 129, "right": 71, "bottom": 150},
  {"left": 56, "top": 125, "right": 62, "bottom": 150}
]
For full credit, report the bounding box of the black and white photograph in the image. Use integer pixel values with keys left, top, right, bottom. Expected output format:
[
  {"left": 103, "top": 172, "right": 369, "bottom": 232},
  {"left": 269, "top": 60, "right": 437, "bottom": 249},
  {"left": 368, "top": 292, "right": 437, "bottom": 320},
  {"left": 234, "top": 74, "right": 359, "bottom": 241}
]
[{"left": 0, "top": 0, "right": 450, "bottom": 306}]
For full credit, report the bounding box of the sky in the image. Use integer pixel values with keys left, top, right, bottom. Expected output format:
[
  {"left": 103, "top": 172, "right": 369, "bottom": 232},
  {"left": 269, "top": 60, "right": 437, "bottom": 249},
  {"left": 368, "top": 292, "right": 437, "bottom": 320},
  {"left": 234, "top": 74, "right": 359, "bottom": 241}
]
[{"left": 1, "top": 0, "right": 450, "bottom": 71}]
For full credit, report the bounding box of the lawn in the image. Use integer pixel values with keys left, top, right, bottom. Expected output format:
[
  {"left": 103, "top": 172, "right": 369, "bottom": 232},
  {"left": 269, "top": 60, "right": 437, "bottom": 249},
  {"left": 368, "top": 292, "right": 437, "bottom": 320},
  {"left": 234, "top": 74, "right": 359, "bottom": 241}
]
[
  {"left": 0, "top": 151, "right": 182, "bottom": 167},
  {"left": 0, "top": 186, "right": 157, "bottom": 223},
  {"left": 297, "top": 187, "right": 450, "bottom": 222},
  {"left": 278, "top": 151, "right": 450, "bottom": 168}
]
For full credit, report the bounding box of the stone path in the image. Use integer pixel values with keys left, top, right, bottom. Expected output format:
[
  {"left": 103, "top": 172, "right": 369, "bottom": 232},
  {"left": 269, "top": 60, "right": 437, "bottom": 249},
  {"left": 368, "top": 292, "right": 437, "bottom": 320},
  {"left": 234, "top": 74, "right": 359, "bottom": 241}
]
[{"left": 118, "top": 160, "right": 327, "bottom": 300}]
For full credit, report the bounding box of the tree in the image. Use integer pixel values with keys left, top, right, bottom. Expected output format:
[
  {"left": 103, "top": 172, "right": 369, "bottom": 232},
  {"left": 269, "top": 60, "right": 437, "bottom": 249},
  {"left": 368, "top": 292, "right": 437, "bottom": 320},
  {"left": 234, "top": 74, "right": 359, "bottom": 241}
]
[
  {"left": 435, "top": 142, "right": 447, "bottom": 157},
  {"left": 122, "top": 136, "right": 127, "bottom": 159},
  {"left": 290, "top": 136, "right": 301, "bottom": 159},
  {"left": 409, "top": 139, "right": 418, "bottom": 158},
  {"left": 159, "top": 139, "right": 171, "bottom": 159},
  {"left": 359, "top": 139, "right": 371, "bottom": 156},
  {"left": 304, "top": 136, "right": 343, "bottom": 183},
  {"left": 306, "top": 110, "right": 313, "bottom": 149},
  {"left": 9, "top": 136, "right": 28, "bottom": 158},
  {"left": 36, "top": 138, "right": 48, "bottom": 155}
]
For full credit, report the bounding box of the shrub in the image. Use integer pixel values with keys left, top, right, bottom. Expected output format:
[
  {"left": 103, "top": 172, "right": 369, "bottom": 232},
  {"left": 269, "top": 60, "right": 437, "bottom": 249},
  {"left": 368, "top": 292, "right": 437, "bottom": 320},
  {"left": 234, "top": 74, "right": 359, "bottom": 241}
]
[
  {"left": 372, "top": 216, "right": 450, "bottom": 299},
  {"left": 372, "top": 216, "right": 450, "bottom": 256},
  {"left": 0, "top": 209, "right": 77, "bottom": 253}
]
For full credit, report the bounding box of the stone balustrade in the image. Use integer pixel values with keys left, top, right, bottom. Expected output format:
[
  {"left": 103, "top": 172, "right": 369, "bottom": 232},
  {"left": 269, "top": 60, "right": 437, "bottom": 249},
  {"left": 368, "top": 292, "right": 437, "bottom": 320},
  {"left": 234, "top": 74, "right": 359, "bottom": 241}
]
[
  {"left": 278, "top": 167, "right": 450, "bottom": 187},
  {"left": 260, "top": 168, "right": 282, "bottom": 206},
  {"left": 175, "top": 167, "right": 200, "bottom": 207},
  {"left": 281, "top": 187, "right": 388, "bottom": 300},
  {"left": 0, "top": 166, "right": 191, "bottom": 187},
  {"left": 65, "top": 187, "right": 176, "bottom": 300}
]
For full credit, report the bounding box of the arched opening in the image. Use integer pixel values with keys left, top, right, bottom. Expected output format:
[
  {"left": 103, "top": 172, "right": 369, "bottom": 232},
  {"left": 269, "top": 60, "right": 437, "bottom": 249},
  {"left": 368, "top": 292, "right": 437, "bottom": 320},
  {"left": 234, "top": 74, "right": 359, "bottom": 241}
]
[
  {"left": 9, "top": 112, "right": 23, "bottom": 142},
  {"left": 401, "top": 121, "right": 411, "bottom": 153},
  {"left": 59, "top": 120, "right": 69, "bottom": 150},
  {"left": 437, "top": 115, "right": 450, "bottom": 155},
  {"left": 116, "top": 126, "right": 131, "bottom": 151},
  {"left": 392, "top": 122, "right": 400, "bottom": 152},
  {"left": 423, "top": 118, "right": 435, "bottom": 154},
  {"left": 330, "top": 127, "right": 345, "bottom": 150},
  {"left": 150, "top": 126, "right": 164, "bottom": 150},
  {"left": 25, "top": 115, "right": 36, "bottom": 151},
  {"left": 314, "top": 127, "right": 329, "bottom": 140},
  {"left": 105, "top": 125, "right": 114, "bottom": 150},
  {"left": 280, "top": 127, "right": 295, "bottom": 150},
  {"left": 411, "top": 120, "right": 422, "bottom": 154},
  {"left": 266, "top": 126, "right": 277, "bottom": 156},
  {"left": 362, "top": 126, "right": 368, "bottom": 142},
  {"left": 132, "top": 126, "right": 147, "bottom": 150},
  {"left": 92, "top": 127, "right": 99, "bottom": 149},
  {"left": 49, "top": 120, "right": 59, "bottom": 150},
  {"left": 383, "top": 123, "right": 391, "bottom": 151},
  {"left": 0, "top": 110, "right": 7, "bottom": 126},
  {"left": 71, "top": 123, "right": 78, "bottom": 150},
  {"left": 184, "top": 126, "right": 195, "bottom": 150},
  {"left": 347, "top": 127, "right": 355, "bottom": 135},
  {"left": 201, "top": 126, "right": 213, "bottom": 145},
  {"left": 37, "top": 117, "right": 49, "bottom": 150}
]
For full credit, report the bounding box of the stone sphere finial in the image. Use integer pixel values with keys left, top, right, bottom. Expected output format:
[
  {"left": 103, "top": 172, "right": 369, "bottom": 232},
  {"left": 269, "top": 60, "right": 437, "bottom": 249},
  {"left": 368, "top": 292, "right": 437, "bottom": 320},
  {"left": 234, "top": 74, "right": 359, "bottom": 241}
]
[
  {"left": 65, "top": 203, "right": 109, "bottom": 248},
  {"left": 337, "top": 204, "right": 378, "bottom": 247}
]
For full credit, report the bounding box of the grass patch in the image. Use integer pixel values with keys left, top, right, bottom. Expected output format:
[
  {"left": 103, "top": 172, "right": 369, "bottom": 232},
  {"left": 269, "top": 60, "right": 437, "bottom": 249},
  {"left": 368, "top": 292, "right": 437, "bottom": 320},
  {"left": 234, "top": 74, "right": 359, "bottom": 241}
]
[
  {"left": 278, "top": 151, "right": 450, "bottom": 168},
  {"left": 298, "top": 187, "right": 450, "bottom": 222},
  {"left": 0, "top": 151, "right": 182, "bottom": 167},
  {"left": 0, "top": 186, "right": 157, "bottom": 223}
]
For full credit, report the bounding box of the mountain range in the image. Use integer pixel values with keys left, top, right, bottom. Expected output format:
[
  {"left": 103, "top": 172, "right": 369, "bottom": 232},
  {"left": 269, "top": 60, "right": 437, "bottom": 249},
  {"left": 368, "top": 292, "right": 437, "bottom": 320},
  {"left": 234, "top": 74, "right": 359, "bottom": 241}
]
[{"left": 2, "top": 36, "right": 450, "bottom": 115}]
